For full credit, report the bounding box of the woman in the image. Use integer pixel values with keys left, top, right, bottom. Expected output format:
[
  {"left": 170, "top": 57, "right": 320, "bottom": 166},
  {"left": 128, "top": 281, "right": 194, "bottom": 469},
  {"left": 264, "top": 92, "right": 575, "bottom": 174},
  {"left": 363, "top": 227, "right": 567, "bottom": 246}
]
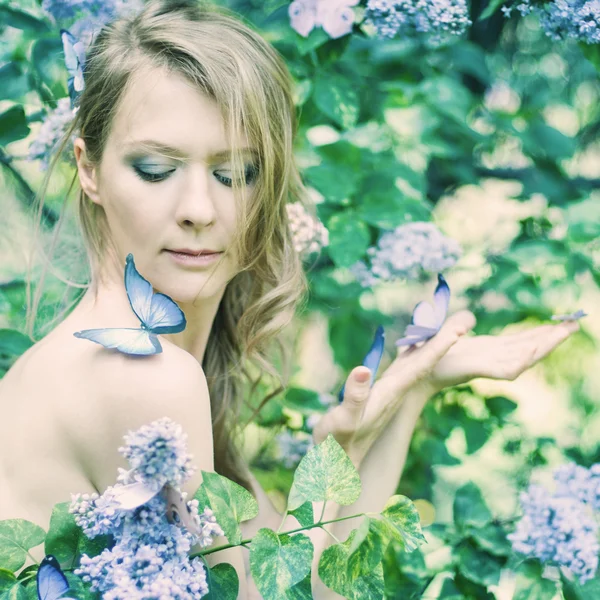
[{"left": 0, "top": 0, "right": 579, "bottom": 597}]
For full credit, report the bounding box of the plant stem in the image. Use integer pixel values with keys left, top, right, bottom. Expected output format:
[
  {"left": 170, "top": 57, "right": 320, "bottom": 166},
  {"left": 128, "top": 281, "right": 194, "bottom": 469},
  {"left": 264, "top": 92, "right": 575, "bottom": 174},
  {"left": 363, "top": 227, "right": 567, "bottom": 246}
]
[{"left": 193, "top": 513, "right": 364, "bottom": 558}]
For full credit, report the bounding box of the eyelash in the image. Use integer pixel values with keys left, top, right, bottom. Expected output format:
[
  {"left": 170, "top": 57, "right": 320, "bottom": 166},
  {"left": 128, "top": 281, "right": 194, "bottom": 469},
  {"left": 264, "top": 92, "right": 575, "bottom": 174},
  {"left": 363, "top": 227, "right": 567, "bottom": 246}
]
[{"left": 132, "top": 166, "right": 258, "bottom": 187}]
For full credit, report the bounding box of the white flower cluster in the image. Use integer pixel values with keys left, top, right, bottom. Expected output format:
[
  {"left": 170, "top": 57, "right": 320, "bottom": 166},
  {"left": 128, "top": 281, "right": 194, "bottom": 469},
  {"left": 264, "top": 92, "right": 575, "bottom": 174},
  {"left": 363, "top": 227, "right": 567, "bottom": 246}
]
[
  {"left": 350, "top": 221, "right": 461, "bottom": 287},
  {"left": 287, "top": 201, "right": 329, "bottom": 259},
  {"left": 276, "top": 430, "right": 314, "bottom": 468},
  {"left": 289, "top": 0, "right": 359, "bottom": 39},
  {"left": 27, "top": 98, "right": 78, "bottom": 171}
]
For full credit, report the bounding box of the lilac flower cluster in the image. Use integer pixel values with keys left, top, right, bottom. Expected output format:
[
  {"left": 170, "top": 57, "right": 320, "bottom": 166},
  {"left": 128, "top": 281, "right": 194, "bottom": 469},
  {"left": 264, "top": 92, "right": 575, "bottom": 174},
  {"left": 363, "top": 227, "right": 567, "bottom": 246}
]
[
  {"left": 27, "top": 98, "right": 78, "bottom": 171},
  {"left": 509, "top": 463, "right": 600, "bottom": 584},
  {"left": 70, "top": 417, "right": 223, "bottom": 599},
  {"left": 502, "top": 0, "right": 600, "bottom": 44},
  {"left": 287, "top": 201, "right": 329, "bottom": 259},
  {"left": 42, "top": 0, "right": 143, "bottom": 29},
  {"left": 289, "top": 0, "right": 359, "bottom": 39},
  {"left": 364, "top": 0, "right": 472, "bottom": 46},
  {"left": 350, "top": 221, "right": 461, "bottom": 287},
  {"left": 276, "top": 430, "right": 314, "bottom": 468}
]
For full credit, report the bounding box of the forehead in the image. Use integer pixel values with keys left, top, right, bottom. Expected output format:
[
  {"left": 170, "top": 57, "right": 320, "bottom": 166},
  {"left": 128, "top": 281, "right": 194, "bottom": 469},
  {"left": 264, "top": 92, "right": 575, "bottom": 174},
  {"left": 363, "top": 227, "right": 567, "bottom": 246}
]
[{"left": 110, "top": 67, "right": 251, "bottom": 157}]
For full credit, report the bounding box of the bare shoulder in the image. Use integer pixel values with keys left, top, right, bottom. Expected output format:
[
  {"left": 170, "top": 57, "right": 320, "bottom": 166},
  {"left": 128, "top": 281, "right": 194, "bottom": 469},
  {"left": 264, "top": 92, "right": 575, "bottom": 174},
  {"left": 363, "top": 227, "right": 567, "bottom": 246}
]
[{"left": 68, "top": 340, "right": 214, "bottom": 492}]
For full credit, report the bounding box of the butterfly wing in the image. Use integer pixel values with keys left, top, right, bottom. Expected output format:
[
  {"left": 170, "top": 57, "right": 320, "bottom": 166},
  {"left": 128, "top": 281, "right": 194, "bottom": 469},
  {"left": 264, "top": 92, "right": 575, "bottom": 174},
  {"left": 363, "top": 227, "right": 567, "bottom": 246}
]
[
  {"left": 37, "top": 556, "right": 76, "bottom": 600},
  {"left": 551, "top": 309, "right": 587, "bottom": 321},
  {"left": 110, "top": 481, "right": 161, "bottom": 510},
  {"left": 124, "top": 254, "right": 186, "bottom": 334},
  {"left": 162, "top": 484, "right": 201, "bottom": 536},
  {"left": 411, "top": 301, "right": 438, "bottom": 329},
  {"left": 432, "top": 274, "right": 450, "bottom": 327},
  {"left": 338, "top": 325, "right": 385, "bottom": 402},
  {"left": 73, "top": 328, "right": 162, "bottom": 355}
]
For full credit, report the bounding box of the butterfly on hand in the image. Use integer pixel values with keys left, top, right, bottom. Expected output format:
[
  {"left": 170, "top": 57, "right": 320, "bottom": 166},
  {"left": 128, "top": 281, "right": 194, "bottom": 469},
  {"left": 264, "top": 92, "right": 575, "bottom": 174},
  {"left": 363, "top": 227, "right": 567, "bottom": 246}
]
[
  {"left": 37, "top": 555, "right": 75, "bottom": 600},
  {"left": 551, "top": 309, "right": 587, "bottom": 322},
  {"left": 110, "top": 480, "right": 202, "bottom": 537},
  {"left": 73, "top": 253, "right": 187, "bottom": 355},
  {"left": 338, "top": 325, "right": 385, "bottom": 403},
  {"left": 60, "top": 29, "right": 86, "bottom": 108},
  {"left": 395, "top": 273, "right": 450, "bottom": 347}
]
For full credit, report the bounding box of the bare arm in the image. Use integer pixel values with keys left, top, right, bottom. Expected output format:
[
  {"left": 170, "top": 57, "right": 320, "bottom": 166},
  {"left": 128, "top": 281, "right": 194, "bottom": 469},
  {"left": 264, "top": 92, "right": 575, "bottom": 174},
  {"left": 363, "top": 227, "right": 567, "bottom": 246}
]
[{"left": 68, "top": 346, "right": 249, "bottom": 599}]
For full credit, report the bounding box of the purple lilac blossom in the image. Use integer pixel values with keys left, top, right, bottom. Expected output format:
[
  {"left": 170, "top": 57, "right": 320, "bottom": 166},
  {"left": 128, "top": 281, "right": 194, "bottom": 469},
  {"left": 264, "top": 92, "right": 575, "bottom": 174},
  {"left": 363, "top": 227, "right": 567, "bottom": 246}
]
[
  {"left": 364, "top": 0, "right": 472, "bottom": 46},
  {"left": 504, "top": 0, "right": 600, "bottom": 44},
  {"left": 350, "top": 222, "right": 461, "bottom": 287},
  {"left": 27, "top": 98, "right": 78, "bottom": 171},
  {"left": 509, "top": 473, "right": 600, "bottom": 584},
  {"left": 276, "top": 430, "right": 314, "bottom": 468},
  {"left": 554, "top": 462, "right": 600, "bottom": 511},
  {"left": 70, "top": 417, "right": 223, "bottom": 598},
  {"left": 289, "top": 0, "right": 358, "bottom": 39},
  {"left": 287, "top": 201, "right": 329, "bottom": 259}
]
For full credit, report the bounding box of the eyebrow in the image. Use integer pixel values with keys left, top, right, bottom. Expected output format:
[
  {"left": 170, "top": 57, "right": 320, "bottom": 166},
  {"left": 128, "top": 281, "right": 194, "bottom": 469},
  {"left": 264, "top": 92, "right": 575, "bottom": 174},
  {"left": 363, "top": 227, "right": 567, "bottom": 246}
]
[{"left": 122, "top": 139, "right": 258, "bottom": 160}]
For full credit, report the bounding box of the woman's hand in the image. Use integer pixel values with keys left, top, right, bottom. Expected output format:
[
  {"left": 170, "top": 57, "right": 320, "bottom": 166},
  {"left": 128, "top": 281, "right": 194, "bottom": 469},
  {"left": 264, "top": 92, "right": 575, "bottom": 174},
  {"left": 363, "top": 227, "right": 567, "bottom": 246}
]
[
  {"left": 312, "top": 310, "right": 476, "bottom": 469},
  {"left": 427, "top": 319, "right": 581, "bottom": 394}
]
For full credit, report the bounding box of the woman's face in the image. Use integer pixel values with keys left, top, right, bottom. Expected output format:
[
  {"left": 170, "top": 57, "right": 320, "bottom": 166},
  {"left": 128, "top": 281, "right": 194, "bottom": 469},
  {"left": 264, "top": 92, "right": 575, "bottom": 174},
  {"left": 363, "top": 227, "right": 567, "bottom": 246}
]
[{"left": 74, "top": 67, "right": 258, "bottom": 306}]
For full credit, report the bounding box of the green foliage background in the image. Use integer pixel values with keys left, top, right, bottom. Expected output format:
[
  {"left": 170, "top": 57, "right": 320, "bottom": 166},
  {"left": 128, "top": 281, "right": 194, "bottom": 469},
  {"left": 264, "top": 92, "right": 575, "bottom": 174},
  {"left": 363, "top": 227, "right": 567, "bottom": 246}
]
[{"left": 0, "top": 0, "right": 599, "bottom": 598}]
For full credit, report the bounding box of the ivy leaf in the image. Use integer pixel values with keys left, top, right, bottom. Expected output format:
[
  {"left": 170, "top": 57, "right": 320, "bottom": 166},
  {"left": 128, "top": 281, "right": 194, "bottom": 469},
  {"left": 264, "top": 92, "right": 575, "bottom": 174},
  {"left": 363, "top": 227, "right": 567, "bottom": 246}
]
[
  {"left": 0, "top": 106, "right": 30, "bottom": 147},
  {"left": 285, "top": 573, "right": 312, "bottom": 599},
  {"left": 318, "top": 529, "right": 385, "bottom": 600},
  {"left": 313, "top": 75, "right": 359, "bottom": 130},
  {"left": 205, "top": 563, "right": 239, "bottom": 600},
  {"left": 194, "top": 472, "right": 259, "bottom": 545},
  {"left": 0, "top": 520, "right": 45, "bottom": 572},
  {"left": 455, "top": 541, "right": 504, "bottom": 587},
  {"left": 326, "top": 211, "right": 370, "bottom": 269},
  {"left": 453, "top": 483, "right": 492, "bottom": 532},
  {"left": 0, "top": 570, "right": 16, "bottom": 593},
  {"left": 0, "top": 330, "right": 33, "bottom": 357},
  {"left": 249, "top": 529, "right": 313, "bottom": 600},
  {"left": 470, "top": 522, "right": 511, "bottom": 557},
  {"left": 0, "top": 583, "right": 27, "bottom": 600},
  {"left": 287, "top": 434, "right": 361, "bottom": 511},
  {"left": 370, "top": 495, "right": 425, "bottom": 553},
  {"left": 485, "top": 396, "right": 517, "bottom": 421},
  {"left": 288, "top": 502, "right": 314, "bottom": 528},
  {"left": 45, "top": 503, "right": 110, "bottom": 568},
  {"left": 513, "top": 560, "right": 557, "bottom": 600}
]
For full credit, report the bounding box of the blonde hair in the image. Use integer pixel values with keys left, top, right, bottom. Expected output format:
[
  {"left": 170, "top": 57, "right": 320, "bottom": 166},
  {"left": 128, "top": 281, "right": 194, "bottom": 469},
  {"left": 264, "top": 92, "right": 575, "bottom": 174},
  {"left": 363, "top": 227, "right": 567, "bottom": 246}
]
[{"left": 26, "top": 0, "right": 312, "bottom": 490}]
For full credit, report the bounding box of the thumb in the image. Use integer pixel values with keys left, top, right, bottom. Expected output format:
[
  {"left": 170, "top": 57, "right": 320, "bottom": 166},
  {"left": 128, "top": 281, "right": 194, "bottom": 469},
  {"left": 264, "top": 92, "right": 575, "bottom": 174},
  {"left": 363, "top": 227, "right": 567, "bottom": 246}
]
[{"left": 341, "top": 366, "right": 372, "bottom": 418}]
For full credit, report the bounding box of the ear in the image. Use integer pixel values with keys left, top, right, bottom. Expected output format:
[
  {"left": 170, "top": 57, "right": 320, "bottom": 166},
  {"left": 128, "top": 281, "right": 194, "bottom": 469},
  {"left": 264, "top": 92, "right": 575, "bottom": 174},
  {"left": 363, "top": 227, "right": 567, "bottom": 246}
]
[{"left": 73, "top": 137, "right": 101, "bottom": 205}]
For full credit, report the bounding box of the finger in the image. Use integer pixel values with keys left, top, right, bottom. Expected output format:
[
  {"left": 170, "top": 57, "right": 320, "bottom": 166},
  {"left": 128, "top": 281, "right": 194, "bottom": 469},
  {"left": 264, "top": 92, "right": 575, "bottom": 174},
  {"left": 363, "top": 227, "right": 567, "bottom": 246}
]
[
  {"left": 340, "top": 366, "right": 372, "bottom": 421},
  {"left": 503, "top": 320, "right": 580, "bottom": 346},
  {"left": 529, "top": 320, "right": 580, "bottom": 363}
]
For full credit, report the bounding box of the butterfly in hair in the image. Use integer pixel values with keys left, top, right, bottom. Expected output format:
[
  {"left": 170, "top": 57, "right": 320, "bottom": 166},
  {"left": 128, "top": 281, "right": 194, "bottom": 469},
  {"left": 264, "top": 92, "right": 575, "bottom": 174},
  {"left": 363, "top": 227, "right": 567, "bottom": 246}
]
[
  {"left": 73, "top": 253, "right": 186, "bottom": 355},
  {"left": 36, "top": 555, "right": 76, "bottom": 600},
  {"left": 395, "top": 273, "right": 450, "bottom": 347},
  {"left": 60, "top": 29, "right": 86, "bottom": 108}
]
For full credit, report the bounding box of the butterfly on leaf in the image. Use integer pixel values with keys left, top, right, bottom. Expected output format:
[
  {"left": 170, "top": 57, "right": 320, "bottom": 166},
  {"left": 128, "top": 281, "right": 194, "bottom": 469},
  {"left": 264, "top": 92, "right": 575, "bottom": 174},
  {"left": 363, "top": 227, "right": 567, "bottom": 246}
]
[
  {"left": 395, "top": 274, "right": 450, "bottom": 347},
  {"left": 60, "top": 29, "right": 86, "bottom": 108},
  {"left": 551, "top": 309, "right": 588, "bottom": 322},
  {"left": 36, "top": 555, "right": 76, "bottom": 600},
  {"left": 338, "top": 325, "right": 385, "bottom": 403},
  {"left": 110, "top": 481, "right": 202, "bottom": 537},
  {"left": 73, "top": 253, "right": 186, "bottom": 355}
]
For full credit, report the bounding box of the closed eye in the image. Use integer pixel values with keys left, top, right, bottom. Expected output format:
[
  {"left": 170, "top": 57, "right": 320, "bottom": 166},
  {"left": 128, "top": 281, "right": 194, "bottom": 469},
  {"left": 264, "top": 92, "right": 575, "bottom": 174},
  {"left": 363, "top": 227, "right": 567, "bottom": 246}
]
[{"left": 133, "top": 165, "right": 259, "bottom": 187}]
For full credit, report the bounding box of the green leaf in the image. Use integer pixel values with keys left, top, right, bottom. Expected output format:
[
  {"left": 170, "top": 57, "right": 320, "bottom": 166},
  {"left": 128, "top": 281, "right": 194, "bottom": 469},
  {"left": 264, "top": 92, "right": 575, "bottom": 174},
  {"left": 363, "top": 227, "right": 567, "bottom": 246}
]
[
  {"left": 294, "top": 27, "right": 329, "bottom": 56},
  {"left": 318, "top": 529, "right": 385, "bottom": 600},
  {"left": 285, "top": 573, "right": 312, "bottom": 599},
  {"left": 453, "top": 483, "right": 492, "bottom": 531},
  {"left": 249, "top": 529, "right": 313, "bottom": 600},
  {"left": 304, "top": 162, "right": 360, "bottom": 204},
  {"left": 463, "top": 419, "right": 491, "bottom": 454},
  {"left": 0, "top": 330, "right": 33, "bottom": 357},
  {"left": 194, "top": 472, "right": 259, "bottom": 545},
  {"left": 455, "top": 541, "right": 503, "bottom": 587},
  {"left": 0, "top": 65, "right": 30, "bottom": 102},
  {"left": 470, "top": 522, "right": 511, "bottom": 557},
  {"left": 287, "top": 434, "right": 361, "bottom": 511},
  {"left": 0, "top": 106, "right": 30, "bottom": 147},
  {"left": 561, "top": 568, "right": 600, "bottom": 600},
  {"left": 485, "top": 396, "right": 517, "bottom": 421},
  {"left": 288, "top": 502, "right": 314, "bottom": 528},
  {"left": 0, "top": 571, "right": 16, "bottom": 593},
  {"left": 205, "top": 563, "right": 239, "bottom": 600},
  {"left": 0, "top": 583, "right": 26, "bottom": 600},
  {"left": 326, "top": 211, "right": 370, "bottom": 269},
  {"left": 513, "top": 560, "right": 557, "bottom": 600},
  {"left": 313, "top": 75, "right": 359, "bottom": 130},
  {"left": 0, "top": 6, "right": 50, "bottom": 33},
  {"left": 0, "top": 520, "right": 45, "bottom": 572},
  {"left": 373, "top": 495, "right": 425, "bottom": 553},
  {"left": 281, "top": 388, "right": 327, "bottom": 415},
  {"left": 45, "top": 502, "right": 110, "bottom": 568},
  {"left": 479, "top": 0, "right": 507, "bottom": 21}
]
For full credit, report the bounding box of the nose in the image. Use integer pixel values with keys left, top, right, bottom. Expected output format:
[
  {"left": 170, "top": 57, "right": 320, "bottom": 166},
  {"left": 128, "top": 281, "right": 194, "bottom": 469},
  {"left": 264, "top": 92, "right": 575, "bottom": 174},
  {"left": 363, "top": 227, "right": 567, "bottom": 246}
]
[{"left": 175, "top": 165, "right": 217, "bottom": 228}]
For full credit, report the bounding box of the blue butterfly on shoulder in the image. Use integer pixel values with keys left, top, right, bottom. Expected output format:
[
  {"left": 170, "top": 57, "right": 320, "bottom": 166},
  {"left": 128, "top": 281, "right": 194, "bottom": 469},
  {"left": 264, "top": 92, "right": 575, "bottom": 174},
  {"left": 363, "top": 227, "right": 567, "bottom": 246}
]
[
  {"left": 73, "top": 253, "right": 187, "bottom": 355},
  {"left": 395, "top": 273, "right": 450, "bottom": 347},
  {"left": 338, "top": 325, "right": 385, "bottom": 403},
  {"left": 60, "top": 29, "right": 86, "bottom": 108},
  {"left": 37, "top": 555, "right": 76, "bottom": 600}
]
